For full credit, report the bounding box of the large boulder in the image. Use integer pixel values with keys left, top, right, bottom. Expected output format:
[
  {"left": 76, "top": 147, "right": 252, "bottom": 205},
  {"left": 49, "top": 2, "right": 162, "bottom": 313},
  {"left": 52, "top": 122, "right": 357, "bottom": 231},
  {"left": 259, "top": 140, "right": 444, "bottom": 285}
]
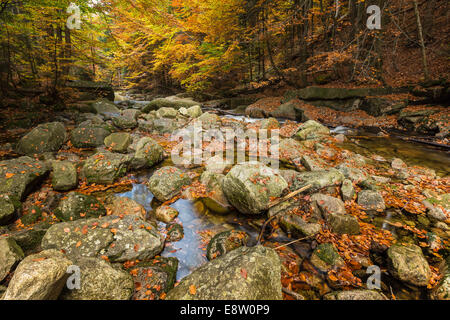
[
  {"left": 104, "top": 132, "right": 132, "bottom": 153},
  {"left": 358, "top": 190, "right": 386, "bottom": 211},
  {"left": 156, "top": 107, "right": 178, "bottom": 119},
  {"left": 295, "top": 120, "right": 330, "bottom": 140},
  {"left": 147, "top": 167, "right": 191, "bottom": 202},
  {"left": 387, "top": 243, "right": 432, "bottom": 287},
  {"left": 166, "top": 245, "right": 282, "bottom": 300},
  {"left": 91, "top": 99, "right": 120, "bottom": 116},
  {"left": 16, "top": 122, "right": 66, "bottom": 155},
  {"left": 71, "top": 123, "right": 111, "bottom": 148},
  {"left": 3, "top": 249, "right": 72, "bottom": 300},
  {"left": 222, "top": 162, "right": 288, "bottom": 215},
  {"left": 279, "top": 214, "right": 321, "bottom": 238},
  {"left": 112, "top": 115, "right": 137, "bottom": 130},
  {"left": 67, "top": 81, "right": 115, "bottom": 101},
  {"left": 200, "top": 171, "right": 232, "bottom": 214},
  {"left": 54, "top": 192, "right": 106, "bottom": 222},
  {"left": 82, "top": 151, "right": 130, "bottom": 184},
  {"left": 60, "top": 257, "right": 134, "bottom": 300},
  {"left": 51, "top": 161, "right": 78, "bottom": 191},
  {"left": 0, "top": 156, "right": 49, "bottom": 201},
  {"left": 0, "top": 194, "right": 17, "bottom": 225},
  {"left": 310, "top": 194, "right": 360, "bottom": 235},
  {"left": 130, "top": 137, "right": 164, "bottom": 170},
  {"left": 41, "top": 214, "right": 163, "bottom": 262},
  {"left": 280, "top": 169, "right": 344, "bottom": 192},
  {"left": 104, "top": 196, "right": 147, "bottom": 220},
  {"left": 143, "top": 97, "right": 200, "bottom": 113},
  {"left": 0, "top": 237, "right": 24, "bottom": 282},
  {"left": 279, "top": 138, "right": 305, "bottom": 163}
]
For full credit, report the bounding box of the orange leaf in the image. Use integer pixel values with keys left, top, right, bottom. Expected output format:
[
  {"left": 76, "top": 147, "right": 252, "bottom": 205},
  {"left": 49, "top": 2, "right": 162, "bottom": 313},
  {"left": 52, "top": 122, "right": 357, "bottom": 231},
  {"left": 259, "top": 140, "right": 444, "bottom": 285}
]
[{"left": 189, "top": 284, "right": 197, "bottom": 295}]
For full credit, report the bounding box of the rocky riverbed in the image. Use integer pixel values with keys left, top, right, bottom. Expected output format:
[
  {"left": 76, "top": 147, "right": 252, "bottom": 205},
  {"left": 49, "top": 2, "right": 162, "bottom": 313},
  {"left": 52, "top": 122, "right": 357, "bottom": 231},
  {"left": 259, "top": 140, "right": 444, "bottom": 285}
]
[{"left": 0, "top": 93, "right": 448, "bottom": 300}]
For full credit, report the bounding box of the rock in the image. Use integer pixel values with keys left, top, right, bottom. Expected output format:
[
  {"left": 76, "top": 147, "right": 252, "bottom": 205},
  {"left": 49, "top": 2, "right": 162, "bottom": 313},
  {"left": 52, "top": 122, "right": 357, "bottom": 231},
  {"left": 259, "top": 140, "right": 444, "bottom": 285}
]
[
  {"left": 311, "top": 194, "right": 346, "bottom": 216},
  {"left": 0, "top": 156, "right": 49, "bottom": 201},
  {"left": 334, "top": 134, "right": 346, "bottom": 143},
  {"left": 16, "top": 122, "right": 66, "bottom": 155},
  {"left": 3, "top": 249, "right": 72, "bottom": 300},
  {"left": 422, "top": 200, "right": 447, "bottom": 222},
  {"left": 195, "top": 112, "right": 220, "bottom": 129},
  {"left": 205, "top": 155, "right": 232, "bottom": 174},
  {"left": 206, "top": 230, "right": 249, "bottom": 261},
  {"left": 60, "top": 257, "right": 134, "bottom": 300},
  {"left": 425, "top": 193, "right": 449, "bottom": 210},
  {"left": 156, "top": 107, "right": 178, "bottom": 118},
  {"left": 104, "top": 132, "right": 131, "bottom": 153},
  {"left": 295, "top": 120, "right": 330, "bottom": 140},
  {"left": 71, "top": 124, "right": 111, "bottom": 148},
  {"left": 104, "top": 196, "right": 147, "bottom": 220},
  {"left": 279, "top": 138, "right": 305, "bottom": 162},
  {"left": 155, "top": 205, "right": 179, "bottom": 223},
  {"left": 279, "top": 214, "right": 321, "bottom": 238},
  {"left": 341, "top": 179, "right": 355, "bottom": 201},
  {"left": 336, "top": 164, "right": 368, "bottom": 182},
  {"left": 270, "top": 102, "right": 305, "bottom": 121},
  {"left": 222, "top": 162, "right": 288, "bottom": 214},
  {"left": 310, "top": 243, "right": 345, "bottom": 273},
  {"left": 310, "top": 193, "right": 360, "bottom": 235},
  {"left": 280, "top": 169, "right": 344, "bottom": 192},
  {"left": 131, "top": 257, "right": 178, "bottom": 300},
  {"left": 112, "top": 115, "right": 137, "bottom": 129},
  {"left": 260, "top": 117, "right": 280, "bottom": 130},
  {"left": 185, "top": 105, "right": 203, "bottom": 118},
  {"left": 147, "top": 167, "right": 191, "bottom": 202},
  {"left": 152, "top": 118, "right": 179, "bottom": 134},
  {"left": 200, "top": 171, "right": 232, "bottom": 214},
  {"left": 245, "top": 105, "right": 267, "bottom": 118},
  {"left": 324, "top": 289, "right": 387, "bottom": 300},
  {"left": 130, "top": 137, "right": 164, "bottom": 170},
  {"left": 91, "top": 99, "right": 120, "bottom": 116},
  {"left": 82, "top": 151, "right": 130, "bottom": 184},
  {"left": 358, "top": 190, "right": 386, "bottom": 211},
  {"left": 387, "top": 243, "right": 431, "bottom": 287},
  {"left": 361, "top": 97, "right": 406, "bottom": 117},
  {"left": 67, "top": 81, "right": 115, "bottom": 101},
  {"left": 0, "top": 194, "right": 16, "bottom": 225},
  {"left": 301, "top": 155, "right": 323, "bottom": 171},
  {"left": 51, "top": 161, "right": 77, "bottom": 191},
  {"left": 9, "top": 221, "right": 51, "bottom": 253},
  {"left": 41, "top": 214, "right": 163, "bottom": 262},
  {"left": 391, "top": 158, "right": 407, "bottom": 170},
  {"left": 430, "top": 257, "right": 450, "bottom": 300},
  {"left": 122, "top": 109, "right": 141, "bottom": 120},
  {"left": 142, "top": 97, "right": 200, "bottom": 113},
  {"left": 295, "top": 86, "right": 388, "bottom": 100},
  {"left": 0, "top": 237, "right": 24, "bottom": 282},
  {"left": 167, "top": 223, "right": 184, "bottom": 242},
  {"left": 54, "top": 192, "right": 106, "bottom": 222},
  {"left": 166, "top": 245, "right": 282, "bottom": 300}
]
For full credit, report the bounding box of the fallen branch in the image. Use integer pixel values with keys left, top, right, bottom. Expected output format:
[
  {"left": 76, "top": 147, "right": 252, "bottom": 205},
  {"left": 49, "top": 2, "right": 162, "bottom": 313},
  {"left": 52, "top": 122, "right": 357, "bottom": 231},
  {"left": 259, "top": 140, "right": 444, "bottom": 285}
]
[
  {"left": 282, "top": 287, "right": 305, "bottom": 300},
  {"left": 274, "top": 235, "right": 315, "bottom": 250},
  {"left": 268, "top": 185, "right": 312, "bottom": 209},
  {"left": 257, "top": 184, "right": 312, "bottom": 244}
]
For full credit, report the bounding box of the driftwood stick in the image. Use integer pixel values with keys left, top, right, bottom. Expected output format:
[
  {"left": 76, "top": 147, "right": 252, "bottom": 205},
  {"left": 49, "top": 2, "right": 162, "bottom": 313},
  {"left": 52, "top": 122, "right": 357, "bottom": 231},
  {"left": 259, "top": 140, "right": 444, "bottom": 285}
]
[
  {"left": 282, "top": 287, "right": 305, "bottom": 300},
  {"left": 274, "top": 235, "right": 315, "bottom": 250},
  {"left": 256, "top": 184, "right": 312, "bottom": 244},
  {"left": 268, "top": 184, "right": 312, "bottom": 209}
]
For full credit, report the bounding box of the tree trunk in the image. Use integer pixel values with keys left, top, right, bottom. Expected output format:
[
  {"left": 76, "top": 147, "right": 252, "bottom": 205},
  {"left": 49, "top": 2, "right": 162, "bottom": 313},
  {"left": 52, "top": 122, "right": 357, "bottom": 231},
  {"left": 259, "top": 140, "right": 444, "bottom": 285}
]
[{"left": 413, "top": 0, "right": 429, "bottom": 81}]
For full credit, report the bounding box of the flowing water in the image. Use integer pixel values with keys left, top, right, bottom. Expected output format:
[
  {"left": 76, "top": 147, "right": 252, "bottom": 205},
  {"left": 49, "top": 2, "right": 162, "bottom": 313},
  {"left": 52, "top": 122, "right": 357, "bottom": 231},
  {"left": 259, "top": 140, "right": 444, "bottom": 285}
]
[{"left": 111, "top": 96, "right": 449, "bottom": 297}]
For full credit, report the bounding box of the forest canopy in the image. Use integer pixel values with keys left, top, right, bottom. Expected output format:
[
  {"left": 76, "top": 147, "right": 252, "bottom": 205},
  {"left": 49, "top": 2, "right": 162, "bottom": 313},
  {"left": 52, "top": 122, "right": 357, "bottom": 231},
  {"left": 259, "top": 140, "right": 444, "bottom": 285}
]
[{"left": 0, "top": 0, "right": 448, "bottom": 96}]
